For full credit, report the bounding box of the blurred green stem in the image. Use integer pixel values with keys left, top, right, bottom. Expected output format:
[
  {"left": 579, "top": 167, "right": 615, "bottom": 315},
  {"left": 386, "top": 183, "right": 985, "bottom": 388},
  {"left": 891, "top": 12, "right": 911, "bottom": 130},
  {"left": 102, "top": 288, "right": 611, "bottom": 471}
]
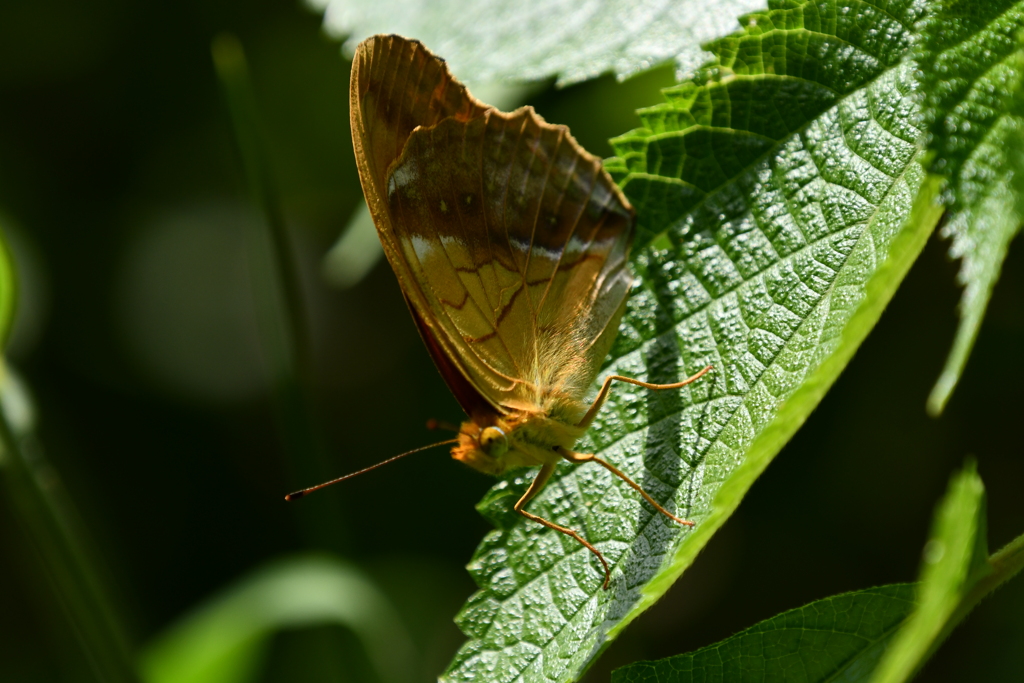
[
  {"left": 0, "top": 382, "right": 139, "bottom": 683},
  {"left": 955, "top": 531, "right": 1024, "bottom": 626},
  {"left": 211, "top": 32, "right": 312, "bottom": 390},
  {"left": 210, "top": 33, "right": 346, "bottom": 550}
]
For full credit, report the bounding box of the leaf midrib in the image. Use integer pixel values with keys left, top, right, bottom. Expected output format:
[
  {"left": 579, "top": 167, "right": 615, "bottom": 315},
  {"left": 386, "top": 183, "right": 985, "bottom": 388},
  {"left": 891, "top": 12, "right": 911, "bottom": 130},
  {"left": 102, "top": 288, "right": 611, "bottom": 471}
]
[{"left": 821, "top": 612, "right": 912, "bottom": 683}]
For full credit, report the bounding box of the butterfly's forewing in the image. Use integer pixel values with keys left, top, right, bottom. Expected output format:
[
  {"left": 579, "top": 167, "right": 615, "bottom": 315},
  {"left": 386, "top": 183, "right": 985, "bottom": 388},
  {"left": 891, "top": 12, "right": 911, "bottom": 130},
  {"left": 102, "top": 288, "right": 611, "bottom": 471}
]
[
  {"left": 349, "top": 36, "right": 487, "bottom": 210},
  {"left": 351, "top": 36, "right": 496, "bottom": 421},
  {"left": 351, "top": 35, "right": 634, "bottom": 416}
]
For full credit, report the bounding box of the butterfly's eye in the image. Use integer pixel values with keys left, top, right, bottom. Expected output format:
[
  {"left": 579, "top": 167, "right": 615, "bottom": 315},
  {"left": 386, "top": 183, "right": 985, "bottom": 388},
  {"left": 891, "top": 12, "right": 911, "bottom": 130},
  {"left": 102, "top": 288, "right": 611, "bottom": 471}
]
[{"left": 479, "top": 426, "right": 509, "bottom": 458}]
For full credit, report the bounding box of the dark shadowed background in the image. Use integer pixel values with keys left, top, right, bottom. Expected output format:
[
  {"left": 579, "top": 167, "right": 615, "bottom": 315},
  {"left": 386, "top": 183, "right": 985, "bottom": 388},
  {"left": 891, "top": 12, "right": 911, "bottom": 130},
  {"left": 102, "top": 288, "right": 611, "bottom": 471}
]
[{"left": 0, "top": 1, "right": 1021, "bottom": 681}]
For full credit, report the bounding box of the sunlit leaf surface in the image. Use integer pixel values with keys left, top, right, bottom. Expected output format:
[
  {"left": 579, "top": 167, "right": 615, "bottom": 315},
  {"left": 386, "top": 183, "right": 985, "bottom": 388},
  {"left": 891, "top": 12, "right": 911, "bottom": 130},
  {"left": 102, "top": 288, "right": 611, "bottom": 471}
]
[
  {"left": 307, "top": 0, "right": 767, "bottom": 86},
  {"left": 445, "top": 2, "right": 941, "bottom": 682},
  {"left": 917, "top": 0, "right": 1024, "bottom": 413}
]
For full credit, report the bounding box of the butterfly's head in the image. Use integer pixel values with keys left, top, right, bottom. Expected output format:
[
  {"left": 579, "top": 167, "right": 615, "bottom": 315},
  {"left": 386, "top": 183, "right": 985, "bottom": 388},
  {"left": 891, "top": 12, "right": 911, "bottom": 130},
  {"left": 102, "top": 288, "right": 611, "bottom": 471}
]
[{"left": 452, "top": 421, "right": 511, "bottom": 475}]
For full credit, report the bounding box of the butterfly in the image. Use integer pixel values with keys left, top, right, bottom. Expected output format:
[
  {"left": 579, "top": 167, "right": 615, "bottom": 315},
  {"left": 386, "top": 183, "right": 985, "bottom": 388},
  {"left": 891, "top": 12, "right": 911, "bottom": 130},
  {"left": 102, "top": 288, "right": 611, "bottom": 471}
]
[{"left": 292, "top": 34, "right": 711, "bottom": 590}]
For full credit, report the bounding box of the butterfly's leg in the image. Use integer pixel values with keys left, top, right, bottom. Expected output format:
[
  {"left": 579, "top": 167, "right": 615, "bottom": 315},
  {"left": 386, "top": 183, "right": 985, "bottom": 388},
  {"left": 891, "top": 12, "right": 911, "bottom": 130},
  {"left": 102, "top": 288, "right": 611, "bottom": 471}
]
[
  {"left": 576, "top": 364, "right": 713, "bottom": 431},
  {"left": 514, "top": 462, "right": 612, "bottom": 589},
  {"left": 557, "top": 447, "right": 695, "bottom": 528}
]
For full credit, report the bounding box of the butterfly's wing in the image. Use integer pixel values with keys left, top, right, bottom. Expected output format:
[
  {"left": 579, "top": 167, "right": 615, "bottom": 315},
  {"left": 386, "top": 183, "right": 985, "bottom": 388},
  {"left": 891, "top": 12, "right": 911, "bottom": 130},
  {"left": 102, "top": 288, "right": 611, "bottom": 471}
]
[{"left": 351, "top": 35, "right": 634, "bottom": 419}]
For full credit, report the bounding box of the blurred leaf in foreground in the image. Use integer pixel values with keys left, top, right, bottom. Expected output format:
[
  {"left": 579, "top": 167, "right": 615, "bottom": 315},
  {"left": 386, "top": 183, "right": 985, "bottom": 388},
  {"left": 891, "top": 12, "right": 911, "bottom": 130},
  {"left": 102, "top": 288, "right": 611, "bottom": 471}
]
[
  {"left": 611, "top": 585, "right": 916, "bottom": 683},
  {"left": 608, "top": 462, "right": 1024, "bottom": 683},
  {"left": 307, "top": 0, "right": 767, "bottom": 86},
  {"left": 0, "top": 217, "right": 16, "bottom": 348},
  {"left": 915, "top": 0, "right": 1024, "bottom": 414},
  {"left": 871, "top": 463, "right": 1024, "bottom": 683},
  {"left": 140, "top": 554, "right": 415, "bottom": 683},
  {"left": 444, "top": 2, "right": 944, "bottom": 682},
  {"left": 321, "top": 201, "right": 383, "bottom": 289}
]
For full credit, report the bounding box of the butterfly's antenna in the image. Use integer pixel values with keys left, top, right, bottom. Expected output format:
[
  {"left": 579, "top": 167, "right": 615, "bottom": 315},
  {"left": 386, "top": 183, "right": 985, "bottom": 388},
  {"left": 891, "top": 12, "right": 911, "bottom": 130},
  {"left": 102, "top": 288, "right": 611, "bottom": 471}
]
[
  {"left": 425, "top": 418, "right": 460, "bottom": 433},
  {"left": 284, "top": 438, "right": 458, "bottom": 501},
  {"left": 425, "top": 419, "right": 477, "bottom": 441}
]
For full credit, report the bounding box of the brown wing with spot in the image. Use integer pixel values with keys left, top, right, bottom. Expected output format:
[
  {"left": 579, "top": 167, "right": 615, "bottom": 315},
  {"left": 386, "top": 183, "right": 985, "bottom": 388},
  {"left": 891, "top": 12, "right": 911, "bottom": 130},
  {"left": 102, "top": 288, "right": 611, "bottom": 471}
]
[{"left": 350, "top": 35, "right": 634, "bottom": 416}]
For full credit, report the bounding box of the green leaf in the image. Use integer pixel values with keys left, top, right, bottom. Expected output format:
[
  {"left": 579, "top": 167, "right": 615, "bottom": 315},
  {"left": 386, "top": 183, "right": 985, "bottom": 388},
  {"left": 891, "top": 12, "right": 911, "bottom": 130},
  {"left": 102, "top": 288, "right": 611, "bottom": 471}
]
[
  {"left": 0, "top": 217, "right": 17, "bottom": 350},
  {"left": 607, "top": 464, "right": 1024, "bottom": 683},
  {"left": 140, "top": 554, "right": 415, "bottom": 683},
  {"left": 308, "top": 0, "right": 769, "bottom": 86},
  {"left": 611, "top": 585, "right": 917, "bottom": 683},
  {"left": 445, "top": 2, "right": 944, "bottom": 682},
  {"left": 870, "top": 463, "right": 1024, "bottom": 683},
  {"left": 916, "top": 0, "right": 1024, "bottom": 414}
]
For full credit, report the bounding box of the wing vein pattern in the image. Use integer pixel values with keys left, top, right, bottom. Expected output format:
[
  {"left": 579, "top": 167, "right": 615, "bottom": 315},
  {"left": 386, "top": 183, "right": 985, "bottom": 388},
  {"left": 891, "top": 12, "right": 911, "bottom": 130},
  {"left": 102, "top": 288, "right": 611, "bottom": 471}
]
[{"left": 351, "top": 35, "right": 635, "bottom": 416}]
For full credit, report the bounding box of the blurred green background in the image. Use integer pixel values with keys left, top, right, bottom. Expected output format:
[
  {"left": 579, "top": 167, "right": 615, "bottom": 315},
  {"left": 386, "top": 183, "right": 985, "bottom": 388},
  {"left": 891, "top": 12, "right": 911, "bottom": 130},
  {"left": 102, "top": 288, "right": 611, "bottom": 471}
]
[{"left": 0, "top": 1, "right": 1021, "bottom": 681}]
